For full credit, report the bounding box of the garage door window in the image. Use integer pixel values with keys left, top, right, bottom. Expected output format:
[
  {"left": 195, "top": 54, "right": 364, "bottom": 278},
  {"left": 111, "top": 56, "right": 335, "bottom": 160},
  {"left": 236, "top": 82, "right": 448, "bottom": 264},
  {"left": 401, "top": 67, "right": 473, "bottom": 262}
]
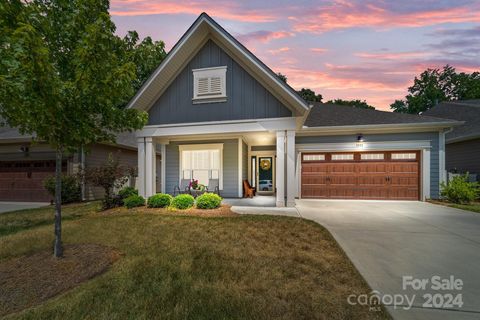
[
  {"left": 392, "top": 153, "right": 416, "bottom": 160},
  {"left": 303, "top": 154, "right": 325, "bottom": 161},
  {"left": 360, "top": 153, "right": 384, "bottom": 160},
  {"left": 332, "top": 154, "right": 354, "bottom": 161}
]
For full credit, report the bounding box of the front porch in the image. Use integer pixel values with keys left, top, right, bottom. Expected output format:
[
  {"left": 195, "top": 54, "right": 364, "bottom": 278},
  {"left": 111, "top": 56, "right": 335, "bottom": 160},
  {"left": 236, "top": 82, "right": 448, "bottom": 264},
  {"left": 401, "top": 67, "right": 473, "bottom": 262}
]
[{"left": 136, "top": 118, "right": 298, "bottom": 207}]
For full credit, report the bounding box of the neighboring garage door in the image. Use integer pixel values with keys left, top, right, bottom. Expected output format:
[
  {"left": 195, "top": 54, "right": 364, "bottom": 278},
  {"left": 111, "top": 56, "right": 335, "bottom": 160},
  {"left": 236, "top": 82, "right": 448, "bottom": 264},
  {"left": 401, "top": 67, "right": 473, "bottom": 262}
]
[
  {"left": 0, "top": 160, "right": 64, "bottom": 202},
  {"left": 301, "top": 151, "right": 420, "bottom": 200}
]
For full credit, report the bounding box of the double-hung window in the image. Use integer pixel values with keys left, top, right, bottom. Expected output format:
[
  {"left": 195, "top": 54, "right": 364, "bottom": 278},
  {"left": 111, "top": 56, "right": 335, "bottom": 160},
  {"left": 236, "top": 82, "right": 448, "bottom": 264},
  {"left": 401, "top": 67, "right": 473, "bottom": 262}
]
[{"left": 179, "top": 144, "right": 223, "bottom": 188}]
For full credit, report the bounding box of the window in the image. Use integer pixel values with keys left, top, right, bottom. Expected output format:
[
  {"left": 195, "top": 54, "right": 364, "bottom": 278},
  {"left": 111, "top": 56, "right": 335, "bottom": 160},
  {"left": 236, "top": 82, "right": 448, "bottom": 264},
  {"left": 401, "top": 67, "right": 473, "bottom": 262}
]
[
  {"left": 303, "top": 154, "right": 325, "bottom": 161},
  {"left": 179, "top": 144, "right": 223, "bottom": 188},
  {"left": 391, "top": 153, "right": 416, "bottom": 160},
  {"left": 332, "top": 154, "right": 354, "bottom": 160},
  {"left": 192, "top": 66, "right": 227, "bottom": 103},
  {"left": 361, "top": 153, "right": 384, "bottom": 160}
]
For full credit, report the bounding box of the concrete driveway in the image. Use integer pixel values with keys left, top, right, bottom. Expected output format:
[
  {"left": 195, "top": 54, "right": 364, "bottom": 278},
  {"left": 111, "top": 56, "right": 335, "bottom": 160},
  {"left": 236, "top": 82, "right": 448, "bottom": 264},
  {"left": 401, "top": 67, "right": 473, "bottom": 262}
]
[
  {"left": 0, "top": 201, "right": 49, "bottom": 214},
  {"left": 296, "top": 200, "right": 480, "bottom": 320}
]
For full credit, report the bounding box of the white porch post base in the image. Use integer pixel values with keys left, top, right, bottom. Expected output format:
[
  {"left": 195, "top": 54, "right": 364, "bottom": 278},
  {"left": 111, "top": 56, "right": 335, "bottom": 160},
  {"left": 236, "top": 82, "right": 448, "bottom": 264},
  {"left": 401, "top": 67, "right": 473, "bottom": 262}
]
[
  {"left": 137, "top": 138, "right": 146, "bottom": 198},
  {"left": 276, "top": 131, "right": 285, "bottom": 207},
  {"left": 286, "top": 130, "right": 296, "bottom": 207}
]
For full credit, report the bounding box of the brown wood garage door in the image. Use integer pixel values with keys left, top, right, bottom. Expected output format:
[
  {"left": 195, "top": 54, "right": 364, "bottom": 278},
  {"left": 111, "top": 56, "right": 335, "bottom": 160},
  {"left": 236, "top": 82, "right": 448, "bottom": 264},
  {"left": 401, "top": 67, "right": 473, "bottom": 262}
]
[
  {"left": 0, "top": 160, "right": 64, "bottom": 202},
  {"left": 301, "top": 151, "right": 420, "bottom": 200}
]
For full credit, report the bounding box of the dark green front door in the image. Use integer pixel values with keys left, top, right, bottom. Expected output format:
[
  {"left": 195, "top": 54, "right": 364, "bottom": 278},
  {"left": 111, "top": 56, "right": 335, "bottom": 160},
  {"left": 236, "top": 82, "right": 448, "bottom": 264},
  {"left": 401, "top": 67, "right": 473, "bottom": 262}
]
[{"left": 258, "top": 157, "right": 273, "bottom": 192}]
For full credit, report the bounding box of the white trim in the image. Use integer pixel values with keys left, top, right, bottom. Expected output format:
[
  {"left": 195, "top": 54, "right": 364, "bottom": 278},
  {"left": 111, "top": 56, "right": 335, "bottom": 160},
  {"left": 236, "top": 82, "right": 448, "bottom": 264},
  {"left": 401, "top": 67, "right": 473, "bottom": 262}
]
[
  {"left": 238, "top": 138, "right": 243, "bottom": 197},
  {"left": 178, "top": 143, "right": 224, "bottom": 190},
  {"left": 160, "top": 144, "right": 166, "bottom": 193},
  {"left": 137, "top": 138, "right": 146, "bottom": 197},
  {"left": 145, "top": 137, "right": 155, "bottom": 198},
  {"left": 422, "top": 149, "right": 431, "bottom": 200},
  {"left": 296, "top": 140, "right": 432, "bottom": 152},
  {"left": 296, "top": 152, "right": 301, "bottom": 199},
  {"left": 140, "top": 116, "right": 297, "bottom": 129},
  {"left": 137, "top": 117, "right": 297, "bottom": 138},
  {"left": 276, "top": 131, "right": 285, "bottom": 207},
  {"left": 299, "top": 121, "right": 461, "bottom": 135},
  {"left": 286, "top": 130, "right": 296, "bottom": 207},
  {"left": 439, "top": 131, "right": 447, "bottom": 185}
]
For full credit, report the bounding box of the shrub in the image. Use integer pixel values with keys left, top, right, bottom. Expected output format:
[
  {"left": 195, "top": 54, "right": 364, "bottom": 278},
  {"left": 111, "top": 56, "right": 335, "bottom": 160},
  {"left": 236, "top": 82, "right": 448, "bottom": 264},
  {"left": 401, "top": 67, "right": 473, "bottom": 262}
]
[
  {"left": 124, "top": 195, "right": 145, "bottom": 209},
  {"left": 196, "top": 193, "right": 222, "bottom": 209},
  {"left": 171, "top": 194, "right": 194, "bottom": 210},
  {"left": 147, "top": 193, "right": 172, "bottom": 208},
  {"left": 441, "top": 174, "right": 479, "bottom": 204},
  {"left": 118, "top": 186, "right": 138, "bottom": 200},
  {"left": 44, "top": 175, "right": 81, "bottom": 204}
]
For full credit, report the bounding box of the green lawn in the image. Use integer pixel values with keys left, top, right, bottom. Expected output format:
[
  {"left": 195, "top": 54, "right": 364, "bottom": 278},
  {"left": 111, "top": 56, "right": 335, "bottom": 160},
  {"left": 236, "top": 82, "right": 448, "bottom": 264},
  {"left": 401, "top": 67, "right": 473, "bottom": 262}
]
[
  {"left": 429, "top": 200, "right": 480, "bottom": 214},
  {"left": 0, "top": 204, "right": 389, "bottom": 319}
]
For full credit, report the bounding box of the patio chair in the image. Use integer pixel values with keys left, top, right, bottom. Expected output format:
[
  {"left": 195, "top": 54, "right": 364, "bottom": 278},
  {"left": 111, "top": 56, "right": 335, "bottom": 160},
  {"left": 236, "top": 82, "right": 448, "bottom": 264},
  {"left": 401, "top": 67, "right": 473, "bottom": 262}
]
[
  {"left": 173, "top": 179, "right": 190, "bottom": 196},
  {"left": 206, "top": 178, "right": 220, "bottom": 195},
  {"left": 243, "top": 180, "right": 256, "bottom": 198}
]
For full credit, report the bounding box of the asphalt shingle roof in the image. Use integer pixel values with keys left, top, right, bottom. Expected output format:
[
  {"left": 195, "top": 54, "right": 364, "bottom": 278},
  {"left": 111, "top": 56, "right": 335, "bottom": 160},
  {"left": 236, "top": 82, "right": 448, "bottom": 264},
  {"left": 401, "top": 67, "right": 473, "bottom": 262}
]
[
  {"left": 423, "top": 100, "right": 480, "bottom": 142},
  {"left": 304, "top": 102, "right": 455, "bottom": 127}
]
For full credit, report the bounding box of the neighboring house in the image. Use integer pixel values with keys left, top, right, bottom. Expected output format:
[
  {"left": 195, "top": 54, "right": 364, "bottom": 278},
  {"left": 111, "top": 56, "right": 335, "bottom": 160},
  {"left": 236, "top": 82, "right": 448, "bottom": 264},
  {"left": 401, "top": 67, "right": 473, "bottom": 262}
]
[
  {"left": 130, "top": 13, "right": 460, "bottom": 207},
  {"left": 0, "top": 127, "right": 161, "bottom": 202},
  {"left": 423, "top": 100, "right": 480, "bottom": 180}
]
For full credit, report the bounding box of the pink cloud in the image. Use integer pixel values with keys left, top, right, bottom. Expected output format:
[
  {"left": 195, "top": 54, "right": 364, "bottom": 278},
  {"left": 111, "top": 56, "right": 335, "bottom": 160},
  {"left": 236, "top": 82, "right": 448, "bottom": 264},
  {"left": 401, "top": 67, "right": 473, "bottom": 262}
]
[
  {"left": 354, "top": 51, "right": 430, "bottom": 60},
  {"left": 310, "top": 48, "right": 328, "bottom": 54},
  {"left": 291, "top": 2, "right": 480, "bottom": 33},
  {"left": 268, "top": 47, "right": 291, "bottom": 55},
  {"left": 110, "top": 1, "right": 276, "bottom": 22},
  {"left": 237, "top": 30, "right": 294, "bottom": 43}
]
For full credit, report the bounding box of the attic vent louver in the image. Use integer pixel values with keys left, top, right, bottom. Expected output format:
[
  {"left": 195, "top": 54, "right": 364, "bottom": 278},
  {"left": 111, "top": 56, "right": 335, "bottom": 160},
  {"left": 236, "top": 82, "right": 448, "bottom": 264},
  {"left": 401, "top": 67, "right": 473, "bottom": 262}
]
[{"left": 193, "top": 66, "right": 227, "bottom": 103}]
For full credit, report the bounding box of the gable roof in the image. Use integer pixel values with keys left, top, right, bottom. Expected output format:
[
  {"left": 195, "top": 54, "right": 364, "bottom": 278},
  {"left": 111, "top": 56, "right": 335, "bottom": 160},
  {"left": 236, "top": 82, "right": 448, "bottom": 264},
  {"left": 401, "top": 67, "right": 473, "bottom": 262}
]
[
  {"left": 304, "top": 102, "right": 460, "bottom": 130},
  {"left": 423, "top": 100, "right": 480, "bottom": 143},
  {"left": 127, "top": 13, "right": 309, "bottom": 116}
]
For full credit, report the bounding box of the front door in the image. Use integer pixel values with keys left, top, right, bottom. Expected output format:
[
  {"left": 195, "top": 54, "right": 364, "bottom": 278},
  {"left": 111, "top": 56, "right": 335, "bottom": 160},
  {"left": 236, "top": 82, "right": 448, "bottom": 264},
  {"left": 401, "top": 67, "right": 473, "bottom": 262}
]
[{"left": 258, "top": 157, "right": 274, "bottom": 193}]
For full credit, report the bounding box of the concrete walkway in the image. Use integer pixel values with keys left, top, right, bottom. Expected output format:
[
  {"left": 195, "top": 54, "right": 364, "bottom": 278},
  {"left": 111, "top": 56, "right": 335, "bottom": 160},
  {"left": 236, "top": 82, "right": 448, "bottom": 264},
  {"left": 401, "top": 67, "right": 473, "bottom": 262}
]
[
  {"left": 0, "top": 201, "right": 49, "bottom": 214},
  {"left": 296, "top": 200, "right": 480, "bottom": 320}
]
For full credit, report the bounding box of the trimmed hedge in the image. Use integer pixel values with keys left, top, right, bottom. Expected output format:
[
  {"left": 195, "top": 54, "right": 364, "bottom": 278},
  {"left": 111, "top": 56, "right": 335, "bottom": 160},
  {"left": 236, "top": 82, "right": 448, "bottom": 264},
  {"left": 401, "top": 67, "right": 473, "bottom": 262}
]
[
  {"left": 441, "top": 175, "right": 479, "bottom": 204},
  {"left": 118, "top": 187, "right": 138, "bottom": 200},
  {"left": 124, "top": 195, "right": 145, "bottom": 209},
  {"left": 196, "top": 193, "right": 222, "bottom": 209},
  {"left": 44, "top": 175, "right": 81, "bottom": 204},
  {"left": 171, "top": 194, "right": 194, "bottom": 210},
  {"left": 147, "top": 193, "right": 173, "bottom": 208}
]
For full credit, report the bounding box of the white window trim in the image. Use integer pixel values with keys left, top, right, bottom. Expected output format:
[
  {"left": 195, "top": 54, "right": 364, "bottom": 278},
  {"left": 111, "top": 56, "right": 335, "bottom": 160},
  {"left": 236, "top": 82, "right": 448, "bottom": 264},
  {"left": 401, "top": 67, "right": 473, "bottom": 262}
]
[
  {"left": 192, "top": 66, "right": 227, "bottom": 103},
  {"left": 178, "top": 143, "right": 224, "bottom": 190}
]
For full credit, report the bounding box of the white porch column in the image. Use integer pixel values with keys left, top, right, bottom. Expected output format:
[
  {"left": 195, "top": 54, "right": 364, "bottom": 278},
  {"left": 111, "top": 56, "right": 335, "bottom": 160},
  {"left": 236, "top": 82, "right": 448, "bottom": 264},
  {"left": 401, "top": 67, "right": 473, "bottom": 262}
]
[
  {"left": 286, "top": 130, "right": 296, "bottom": 207},
  {"left": 137, "top": 138, "right": 146, "bottom": 198},
  {"left": 276, "top": 131, "right": 285, "bottom": 207},
  {"left": 160, "top": 144, "right": 166, "bottom": 193},
  {"left": 145, "top": 137, "right": 155, "bottom": 198}
]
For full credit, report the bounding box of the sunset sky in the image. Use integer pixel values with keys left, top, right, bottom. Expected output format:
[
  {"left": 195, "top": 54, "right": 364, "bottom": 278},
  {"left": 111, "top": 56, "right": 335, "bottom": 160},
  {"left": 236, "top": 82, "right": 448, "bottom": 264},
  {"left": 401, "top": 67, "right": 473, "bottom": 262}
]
[{"left": 110, "top": 0, "right": 480, "bottom": 111}]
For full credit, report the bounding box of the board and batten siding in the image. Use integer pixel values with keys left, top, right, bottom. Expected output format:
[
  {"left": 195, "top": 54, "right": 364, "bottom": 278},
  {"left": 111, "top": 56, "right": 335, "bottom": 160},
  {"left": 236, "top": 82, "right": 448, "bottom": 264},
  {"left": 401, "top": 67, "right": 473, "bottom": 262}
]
[
  {"left": 148, "top": 39, "right": 292, "bottom": 125},
  {"left": 165, "top": 139, "right": 240, "bottom": 197},
  {"left": 296, "top": 132, "right": 441, "bottom": 198}
]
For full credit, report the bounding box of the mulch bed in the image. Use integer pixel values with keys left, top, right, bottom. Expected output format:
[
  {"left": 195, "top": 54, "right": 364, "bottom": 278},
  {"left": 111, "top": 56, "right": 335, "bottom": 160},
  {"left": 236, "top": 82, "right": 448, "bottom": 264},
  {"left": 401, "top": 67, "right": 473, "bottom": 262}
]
[
  {"left": 0, "top": 244, "right": 120, "bottom": 317},
  {"left": 104, "top": 204, "right": 238, "bottom": 217}
]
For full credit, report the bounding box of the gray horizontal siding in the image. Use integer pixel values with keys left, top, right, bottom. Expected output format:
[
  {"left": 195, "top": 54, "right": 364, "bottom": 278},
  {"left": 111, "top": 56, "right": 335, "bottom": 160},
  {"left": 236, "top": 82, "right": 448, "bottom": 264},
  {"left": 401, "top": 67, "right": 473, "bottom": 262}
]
[
  {"left": 165, "top": 139, "right": 239, "bottom": 198},
  {"left": 446, "top": 139, "right": 480, "bottom": 180},
  {"left": 148, "top": 39, "right": 292, "bottom": 125},
  {"left": 296, "top": 132, "right": 441, "bottom": 199}
]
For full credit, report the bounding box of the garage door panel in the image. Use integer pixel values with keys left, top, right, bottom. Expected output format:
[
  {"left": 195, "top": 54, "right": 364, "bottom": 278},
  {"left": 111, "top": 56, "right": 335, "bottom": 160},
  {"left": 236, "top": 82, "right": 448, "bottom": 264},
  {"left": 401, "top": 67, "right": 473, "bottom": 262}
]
[{"left": 301, "top": 151, "right": 420, "bottom": 201}]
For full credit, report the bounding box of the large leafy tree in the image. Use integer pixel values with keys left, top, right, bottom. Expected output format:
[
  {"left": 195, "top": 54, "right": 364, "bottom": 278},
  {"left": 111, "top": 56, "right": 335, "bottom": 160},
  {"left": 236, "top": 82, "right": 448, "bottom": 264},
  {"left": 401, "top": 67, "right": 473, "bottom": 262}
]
[
  {"left": 297, "top": 88, "right": 323, "bottom": 102},
  {"left": 0, "top": 0, "right": 151, "bottom": 257},
  {"left": 390, "top": 65, "right": 480, "bottom": 114},
  {"left": 327, "top": 99, "right": 376, "bottom": 110}
]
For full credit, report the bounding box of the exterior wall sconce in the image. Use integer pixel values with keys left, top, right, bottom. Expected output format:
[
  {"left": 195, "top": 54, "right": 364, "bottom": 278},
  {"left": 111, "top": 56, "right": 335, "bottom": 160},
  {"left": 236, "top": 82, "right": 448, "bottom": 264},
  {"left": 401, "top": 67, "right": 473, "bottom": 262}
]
[{"left": 357, "top": 134, "right": 364, "bottom": 142}]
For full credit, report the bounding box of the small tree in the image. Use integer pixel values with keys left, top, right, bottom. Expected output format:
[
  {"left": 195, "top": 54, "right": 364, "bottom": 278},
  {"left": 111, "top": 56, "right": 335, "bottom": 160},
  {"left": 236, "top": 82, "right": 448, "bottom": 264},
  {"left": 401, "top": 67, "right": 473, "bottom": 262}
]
[
  {"left": 0, "top": 1, "right": 150, "bottom": 257},
  {"left": 84, "top": 154, "right": 130, "bottom": 210}
]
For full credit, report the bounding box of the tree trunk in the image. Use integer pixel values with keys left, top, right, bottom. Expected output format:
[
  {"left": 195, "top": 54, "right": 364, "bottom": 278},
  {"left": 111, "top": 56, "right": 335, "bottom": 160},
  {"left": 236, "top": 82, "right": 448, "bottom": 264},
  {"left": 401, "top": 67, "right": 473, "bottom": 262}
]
[{"left": 54, "top": 149, "right": 63, "bottom": 258}]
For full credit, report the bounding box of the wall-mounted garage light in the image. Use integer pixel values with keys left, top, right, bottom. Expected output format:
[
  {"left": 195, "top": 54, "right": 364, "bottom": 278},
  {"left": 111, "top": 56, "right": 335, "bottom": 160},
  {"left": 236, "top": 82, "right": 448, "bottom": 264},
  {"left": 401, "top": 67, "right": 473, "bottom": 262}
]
[{"left": 357, "top": 134, "right": 364, "bottom": 142}]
